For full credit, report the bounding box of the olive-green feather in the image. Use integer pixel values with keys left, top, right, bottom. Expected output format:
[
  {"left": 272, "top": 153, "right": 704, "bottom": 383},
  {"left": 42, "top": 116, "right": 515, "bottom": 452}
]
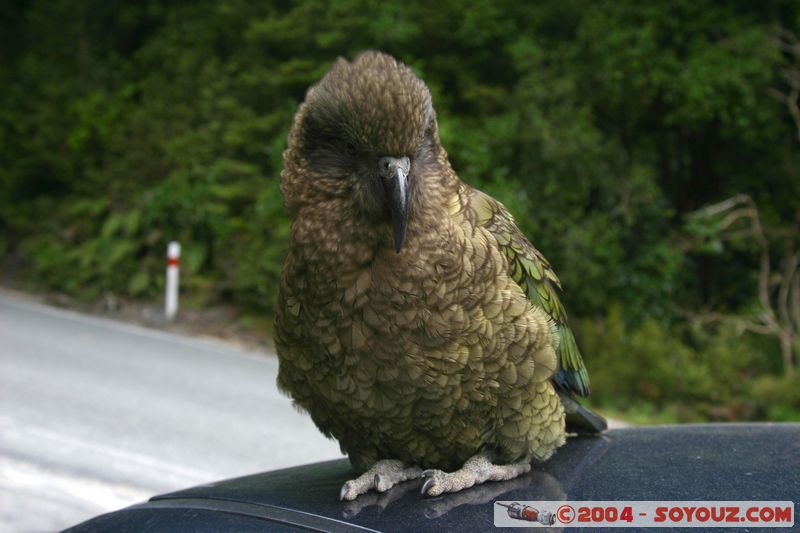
[{"left": 464, "top": 186, "right": 590, "bottom": 397}]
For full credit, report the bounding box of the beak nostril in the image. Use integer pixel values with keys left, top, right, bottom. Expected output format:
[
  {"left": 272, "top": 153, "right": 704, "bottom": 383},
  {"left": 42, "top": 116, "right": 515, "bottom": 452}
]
[{"left": 379, "top": 156, "right": 411, "bottom": 177}]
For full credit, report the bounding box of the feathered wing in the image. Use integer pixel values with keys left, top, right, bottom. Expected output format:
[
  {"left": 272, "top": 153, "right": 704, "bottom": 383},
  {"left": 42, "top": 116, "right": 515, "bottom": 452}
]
[
  {"left": 459, "top": 185, "right": 606, "bottom": 434},
  {"left": 459, "top": 185, "right": 590, "bottom": 397}
]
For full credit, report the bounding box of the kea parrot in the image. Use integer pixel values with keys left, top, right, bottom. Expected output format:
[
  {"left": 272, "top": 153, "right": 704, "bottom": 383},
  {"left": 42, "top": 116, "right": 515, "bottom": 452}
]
[{"left": 275, "top": 51, "right": 606, "bottom": 501}]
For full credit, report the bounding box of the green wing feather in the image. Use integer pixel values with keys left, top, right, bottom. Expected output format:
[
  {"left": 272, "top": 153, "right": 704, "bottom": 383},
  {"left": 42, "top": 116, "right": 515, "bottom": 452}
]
[{"left": 463, "top": 185, "right": 590, "bottom": 397}]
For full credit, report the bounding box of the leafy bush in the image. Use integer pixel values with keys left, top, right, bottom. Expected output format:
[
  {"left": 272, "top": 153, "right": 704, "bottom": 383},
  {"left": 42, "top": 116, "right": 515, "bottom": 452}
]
[{"left": 580, "top": 306, "right": 796, "bottom": 422}]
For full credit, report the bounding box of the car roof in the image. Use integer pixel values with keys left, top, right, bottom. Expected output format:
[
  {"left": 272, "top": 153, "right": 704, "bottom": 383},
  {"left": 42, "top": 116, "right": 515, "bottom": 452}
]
[{"left": 65, "top": 423, "right": 800, "bottom": 532}]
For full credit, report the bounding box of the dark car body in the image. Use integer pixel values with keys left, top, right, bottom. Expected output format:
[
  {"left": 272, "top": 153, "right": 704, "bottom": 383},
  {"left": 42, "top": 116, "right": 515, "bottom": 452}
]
[{"left": 65, "top": 424, "right": 799, "bottom": 532}]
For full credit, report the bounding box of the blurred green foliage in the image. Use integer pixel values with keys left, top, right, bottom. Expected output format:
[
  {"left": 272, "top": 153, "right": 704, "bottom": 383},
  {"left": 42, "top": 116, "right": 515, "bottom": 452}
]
[
  {"left": 1, "top": 1, "right": 799, "bottom": 421},
  {"left": 581, "top": 306, "right": 800, "bottom": 422}
]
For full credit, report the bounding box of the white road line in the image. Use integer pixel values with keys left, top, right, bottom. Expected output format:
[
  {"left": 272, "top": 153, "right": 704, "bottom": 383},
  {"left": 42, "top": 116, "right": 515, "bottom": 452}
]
[
  {"left": 0, "top": 455, "right": 153, "bottom": 511},
  {"left": 0, "top": 415, "right": 214, "bottom": 483}
]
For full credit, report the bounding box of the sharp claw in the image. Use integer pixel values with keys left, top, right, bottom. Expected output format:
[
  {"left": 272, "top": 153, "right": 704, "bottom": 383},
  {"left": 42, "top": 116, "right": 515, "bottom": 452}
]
[
  {"left": 374, "top": 474, "right": 383, "bottom": 492},
  {"left": 339, "top": 483, "right": 351, "bottom": 501},
  {"left": 420, "top": 477, "right": 436, "bottom": 496},
  {"left": 421, "top": 469, "right": 436, "bottom": 478}
]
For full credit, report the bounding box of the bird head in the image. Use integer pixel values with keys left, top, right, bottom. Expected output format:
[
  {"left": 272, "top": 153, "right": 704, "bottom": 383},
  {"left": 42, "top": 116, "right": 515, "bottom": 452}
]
[{"left": 283, "top": 51, "right": 439, "bottom": 253}]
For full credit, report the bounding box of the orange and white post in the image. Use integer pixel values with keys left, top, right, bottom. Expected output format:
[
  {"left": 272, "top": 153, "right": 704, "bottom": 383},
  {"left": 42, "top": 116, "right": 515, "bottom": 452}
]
[{"left": 165, "top": 241, "right": 180, "bottom": 321}]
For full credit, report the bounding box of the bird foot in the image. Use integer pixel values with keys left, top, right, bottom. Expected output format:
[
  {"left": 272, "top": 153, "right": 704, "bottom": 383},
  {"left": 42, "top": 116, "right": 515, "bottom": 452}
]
[
  {"left": 420, "top": 451, "right": 531, "bottom": 497},
  {"left": 340, "top": 459, "right": 422, "bottom": 501}
]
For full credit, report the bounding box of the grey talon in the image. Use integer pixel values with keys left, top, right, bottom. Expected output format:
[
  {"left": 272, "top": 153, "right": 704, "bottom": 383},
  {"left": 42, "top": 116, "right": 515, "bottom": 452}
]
[
  {"left": 420, "top": 478, "right": 435, "bottom": 496},
  {"left": 421, "top": 469, "right": 435, "bottom": 478},
  {"left": 374, "top": 474, "right": 383, "bottom": 491},
  {"left": 339, "top": 484, "right": 350, "bottom": 501}
]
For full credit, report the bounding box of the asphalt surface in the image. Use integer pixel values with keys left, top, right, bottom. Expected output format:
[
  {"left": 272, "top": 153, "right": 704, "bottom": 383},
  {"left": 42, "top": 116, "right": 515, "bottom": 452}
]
[{"left": 0, "top": 291, "right": 344, "bottom": 533}]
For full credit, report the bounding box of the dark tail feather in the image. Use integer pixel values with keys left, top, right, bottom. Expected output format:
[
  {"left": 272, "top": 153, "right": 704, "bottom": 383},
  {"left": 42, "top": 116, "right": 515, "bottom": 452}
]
[{"left": 559, "top": 392, "right": 608, "bottom": 434}]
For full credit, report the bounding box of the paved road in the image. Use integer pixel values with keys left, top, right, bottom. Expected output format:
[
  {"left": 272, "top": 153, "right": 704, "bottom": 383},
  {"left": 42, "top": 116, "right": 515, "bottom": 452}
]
[{"left": 0, "top": 291, "right": 343, "bottom": 532}]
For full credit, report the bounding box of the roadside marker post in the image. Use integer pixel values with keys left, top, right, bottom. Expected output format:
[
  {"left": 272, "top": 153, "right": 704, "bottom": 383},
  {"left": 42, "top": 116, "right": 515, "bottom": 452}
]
[{"left": 165, "top": 241, "right": 180, "bottom": 321}]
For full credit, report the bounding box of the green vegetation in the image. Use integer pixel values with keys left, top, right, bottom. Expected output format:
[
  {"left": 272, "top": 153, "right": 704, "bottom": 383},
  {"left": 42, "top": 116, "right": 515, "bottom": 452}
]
[{"left": 2, "top": 1, "right": 799, "bottom": 422}]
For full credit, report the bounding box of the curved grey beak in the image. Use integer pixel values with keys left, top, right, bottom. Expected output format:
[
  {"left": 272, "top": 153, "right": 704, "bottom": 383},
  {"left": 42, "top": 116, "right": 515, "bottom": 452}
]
[{"left": 380, "top": 156, "right": 410, "bottom": 253}]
